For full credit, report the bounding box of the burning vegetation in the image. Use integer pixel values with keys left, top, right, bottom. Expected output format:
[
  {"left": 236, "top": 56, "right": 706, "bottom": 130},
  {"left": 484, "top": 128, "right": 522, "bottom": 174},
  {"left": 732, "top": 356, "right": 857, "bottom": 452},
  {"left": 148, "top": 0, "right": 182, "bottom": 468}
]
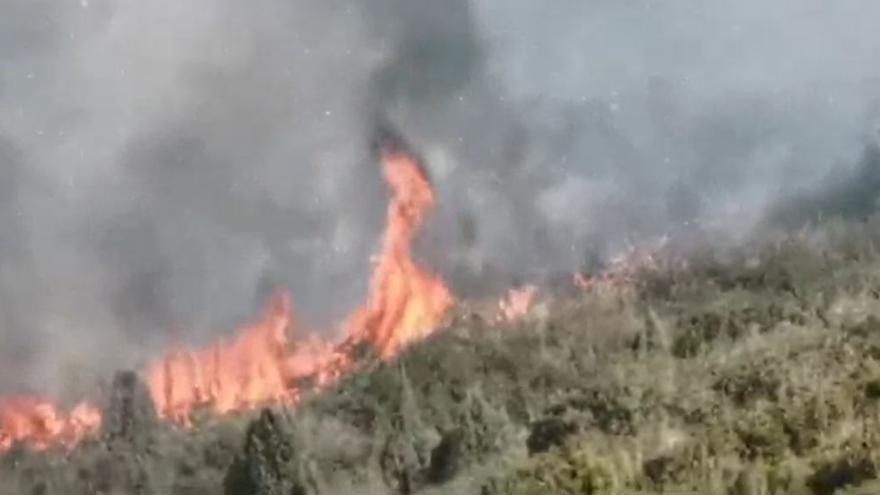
[
  {"left": 0, "top": 399, "right": 100, "bottom": 454},
  {"left": 6, "top": 1, "right": 880, "bottom": 493},
  {"left": 1, "top": 136, "right": 453, "bottom": 452},
  {"left": 7, "top": 216, "right": 880, "bottom": 494},
  {"left": 6, "top": 138, "right": 880, "bottom": 495}
]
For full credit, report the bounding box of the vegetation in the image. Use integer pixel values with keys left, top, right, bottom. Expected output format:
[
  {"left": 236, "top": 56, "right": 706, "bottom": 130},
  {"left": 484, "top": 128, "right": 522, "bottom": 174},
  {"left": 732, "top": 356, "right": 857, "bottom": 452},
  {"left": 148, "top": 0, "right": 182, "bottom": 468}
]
[{"left": 6, "top": 219, "right": 880, "bottom": 494}]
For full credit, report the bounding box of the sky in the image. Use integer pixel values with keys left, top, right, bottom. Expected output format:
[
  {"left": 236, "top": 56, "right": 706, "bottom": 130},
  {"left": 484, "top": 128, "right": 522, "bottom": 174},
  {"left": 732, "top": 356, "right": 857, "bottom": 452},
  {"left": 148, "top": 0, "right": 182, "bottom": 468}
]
[{"left": 2, "top": 0, "right": 880, "bottom": 396}]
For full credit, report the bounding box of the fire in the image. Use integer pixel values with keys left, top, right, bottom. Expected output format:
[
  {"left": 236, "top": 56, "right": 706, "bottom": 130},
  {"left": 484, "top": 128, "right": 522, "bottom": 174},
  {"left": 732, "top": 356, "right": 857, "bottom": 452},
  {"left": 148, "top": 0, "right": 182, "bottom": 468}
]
[
  {"left": 573, "top": 242, "right": 663, "bottom": 293},
  {"left": 495, "top": 285, "right": 538, "bottom": 323},
  {"left": 145, "top": 143, "right": 451, "bottom": 421},
  {"left": 145, "top": 291, "right": 299, "bottom": 423},
  {"left": 0, "top": 398, "right": 101, "bottom": 453},
  {"left": 342, "top": 147, "right": 454, "bottom": 359},
  {"left": 0, "top": 139, "right": 454, "bottom": 450}
]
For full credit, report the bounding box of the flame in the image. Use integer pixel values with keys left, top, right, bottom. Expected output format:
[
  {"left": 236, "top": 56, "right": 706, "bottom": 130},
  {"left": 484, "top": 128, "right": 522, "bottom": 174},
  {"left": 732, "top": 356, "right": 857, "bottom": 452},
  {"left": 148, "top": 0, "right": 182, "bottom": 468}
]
[
  {"left": 342, "top": 148, "right": 454, "bottom": 359},
  {"left": 145, "top": 291, "right": 298, "bottom": 422},
  {"left": 0, "top": 398, "right": 101, "bottom": 453},
  {"left": 495, "top": 285, "right": 538, "bottom": 323},
  {"left": 572, "top": 272, "right": 593, "bottom": 291},
  {"left": 573, "top": 242, "right": 663, "bottom": 293},
  {"left": 144, "top": 145, "right": 452, "bottom": 421},
  {"left": 0, "top": 142, "right": 454, "bottom": 449}
]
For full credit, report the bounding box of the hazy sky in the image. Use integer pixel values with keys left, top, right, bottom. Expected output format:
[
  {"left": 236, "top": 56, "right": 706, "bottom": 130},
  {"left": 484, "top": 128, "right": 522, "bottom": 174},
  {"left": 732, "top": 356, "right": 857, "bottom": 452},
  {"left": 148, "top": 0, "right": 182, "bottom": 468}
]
[{"left": 2, "top": 0, "right": 880, "bottom": 396}]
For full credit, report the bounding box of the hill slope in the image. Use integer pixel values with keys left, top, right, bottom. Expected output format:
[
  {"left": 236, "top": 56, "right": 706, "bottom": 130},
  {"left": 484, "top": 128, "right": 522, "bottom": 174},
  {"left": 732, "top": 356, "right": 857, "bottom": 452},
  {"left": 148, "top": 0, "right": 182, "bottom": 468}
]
[{"left": 6, "top": 221, "right": 880, "bottom": 495}]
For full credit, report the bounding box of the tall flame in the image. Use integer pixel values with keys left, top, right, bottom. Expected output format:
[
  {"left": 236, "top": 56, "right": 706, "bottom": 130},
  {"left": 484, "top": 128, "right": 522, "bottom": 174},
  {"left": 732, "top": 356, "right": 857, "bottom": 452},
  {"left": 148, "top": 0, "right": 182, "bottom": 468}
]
[
  {"left": 0, "top": 140, "right": 455, "bottom": 451},
  {"left": 342, "top": 147, "right": 454, "bottom": 359}
]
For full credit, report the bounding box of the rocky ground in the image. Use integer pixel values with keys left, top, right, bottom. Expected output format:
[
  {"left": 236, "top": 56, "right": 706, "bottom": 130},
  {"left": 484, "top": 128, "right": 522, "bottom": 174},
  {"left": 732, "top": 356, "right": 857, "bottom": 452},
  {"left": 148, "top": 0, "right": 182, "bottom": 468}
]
[{"left": 6, "top": 219, "right": 880, "bottom": 494}]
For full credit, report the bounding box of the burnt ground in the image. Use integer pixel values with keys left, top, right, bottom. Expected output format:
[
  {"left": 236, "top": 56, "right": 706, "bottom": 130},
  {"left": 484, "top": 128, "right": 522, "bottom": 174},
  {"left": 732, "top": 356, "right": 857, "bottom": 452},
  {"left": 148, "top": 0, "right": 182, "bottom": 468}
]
[{"left": 7, "top": 219, "right": 880, "bottom": 494}]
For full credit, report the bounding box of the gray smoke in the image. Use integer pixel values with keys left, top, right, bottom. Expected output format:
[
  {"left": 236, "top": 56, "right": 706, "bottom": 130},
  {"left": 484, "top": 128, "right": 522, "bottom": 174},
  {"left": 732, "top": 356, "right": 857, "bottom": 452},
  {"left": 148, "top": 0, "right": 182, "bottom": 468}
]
[{"left": 2, "top": 0, "right": 880, "bottom": 397}]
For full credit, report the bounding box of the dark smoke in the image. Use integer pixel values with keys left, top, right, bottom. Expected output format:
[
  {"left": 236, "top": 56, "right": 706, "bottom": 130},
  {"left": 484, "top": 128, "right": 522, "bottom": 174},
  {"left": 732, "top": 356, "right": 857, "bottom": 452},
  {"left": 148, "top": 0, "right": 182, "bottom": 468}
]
[{"left": 2, "top": 0, "right": 880, "bottom": 396}]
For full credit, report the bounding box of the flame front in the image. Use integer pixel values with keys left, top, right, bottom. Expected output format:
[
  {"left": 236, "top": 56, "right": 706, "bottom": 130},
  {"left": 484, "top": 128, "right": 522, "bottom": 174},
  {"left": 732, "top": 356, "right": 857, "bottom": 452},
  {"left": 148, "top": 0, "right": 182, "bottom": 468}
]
[
  {"left": 145, "top": 291, "right": 299, "bottom": 422},
  {"left": 0, "top": 142, "right": 455, "bottom": 450},
  {"left": 0, "top": 398, "right": 101, "bottom": 453}
]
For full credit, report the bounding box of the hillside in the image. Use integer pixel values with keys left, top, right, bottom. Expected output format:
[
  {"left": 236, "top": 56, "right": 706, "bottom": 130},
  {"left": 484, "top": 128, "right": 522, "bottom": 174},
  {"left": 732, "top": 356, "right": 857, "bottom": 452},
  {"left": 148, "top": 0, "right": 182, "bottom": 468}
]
[{"left": 6, "top": 220, "right": 880, "bottom": 495}]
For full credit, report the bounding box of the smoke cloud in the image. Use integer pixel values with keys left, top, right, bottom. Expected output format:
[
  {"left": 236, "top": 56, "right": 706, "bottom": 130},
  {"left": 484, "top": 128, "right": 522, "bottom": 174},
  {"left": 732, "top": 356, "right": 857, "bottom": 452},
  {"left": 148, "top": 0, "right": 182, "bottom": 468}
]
[{"left": 2, "top": 0, "right": 880, "bottom": 396}]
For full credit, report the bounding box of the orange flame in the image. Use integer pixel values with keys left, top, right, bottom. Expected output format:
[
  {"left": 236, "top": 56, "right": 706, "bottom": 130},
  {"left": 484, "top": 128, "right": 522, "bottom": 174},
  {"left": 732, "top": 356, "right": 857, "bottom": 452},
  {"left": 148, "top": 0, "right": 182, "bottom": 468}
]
[
  {"left": 145, "top": 291, "right": 299, "bottom": 422},
  {"left": 342, "top": 148, "right": 454, "bottom": 359},
  {"left": 0, "top": 398, "right": 101, "bottom": 453},
  {"left": 0, "top": 142, "right": 454, "bottom": 449},
  {"left": 573, "top": 244, "right": 661, "bottom": 293},
  {"left": 144, "top": 146, "right": 452, "bottom": 422}
]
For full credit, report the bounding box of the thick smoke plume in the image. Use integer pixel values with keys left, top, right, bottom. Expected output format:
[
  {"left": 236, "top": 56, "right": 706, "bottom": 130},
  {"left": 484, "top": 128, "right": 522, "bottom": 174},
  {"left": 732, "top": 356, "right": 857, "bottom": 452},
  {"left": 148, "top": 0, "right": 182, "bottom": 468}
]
[{"left": 2, "top": 0, "right": 880, "bottom": 397}]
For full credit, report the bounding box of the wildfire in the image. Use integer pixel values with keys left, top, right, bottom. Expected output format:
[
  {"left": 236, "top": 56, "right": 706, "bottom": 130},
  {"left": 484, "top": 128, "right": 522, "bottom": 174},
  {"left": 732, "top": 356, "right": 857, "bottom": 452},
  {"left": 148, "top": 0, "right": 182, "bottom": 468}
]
[
  {"left": 0, "top": 137, "right": 456, "bottom": 452},
  {"left": 145, "top": 142, "right": 452, "bottom": 421},
  {"left": 144, "top": 291, "right": 299, "bottom": 423},
  {"left": 573, "top": 243, "right": 663, "bottom": 293},
  {"left": 0, "top": 398, "right": 101, "bottom": 453},
  {"left": 341, "top": 147, "right": 454, "bottom": 359},
  {"left": 495, "top": 285, "right": 538, "bottom": 323}
]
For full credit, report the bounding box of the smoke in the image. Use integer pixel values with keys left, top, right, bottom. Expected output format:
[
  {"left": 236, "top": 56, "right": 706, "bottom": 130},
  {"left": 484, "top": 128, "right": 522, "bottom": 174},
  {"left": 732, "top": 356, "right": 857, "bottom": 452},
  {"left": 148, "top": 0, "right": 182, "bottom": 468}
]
[{"left": 2, "top": 0, "right": 880, "bottom": 395}]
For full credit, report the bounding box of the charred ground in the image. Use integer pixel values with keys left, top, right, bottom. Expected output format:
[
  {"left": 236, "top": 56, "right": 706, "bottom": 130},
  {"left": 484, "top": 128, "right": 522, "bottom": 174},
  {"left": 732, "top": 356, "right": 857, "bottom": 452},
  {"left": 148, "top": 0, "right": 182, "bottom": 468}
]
[{"left": 6, "top": 219, "right": 880, "bottom": 494}]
